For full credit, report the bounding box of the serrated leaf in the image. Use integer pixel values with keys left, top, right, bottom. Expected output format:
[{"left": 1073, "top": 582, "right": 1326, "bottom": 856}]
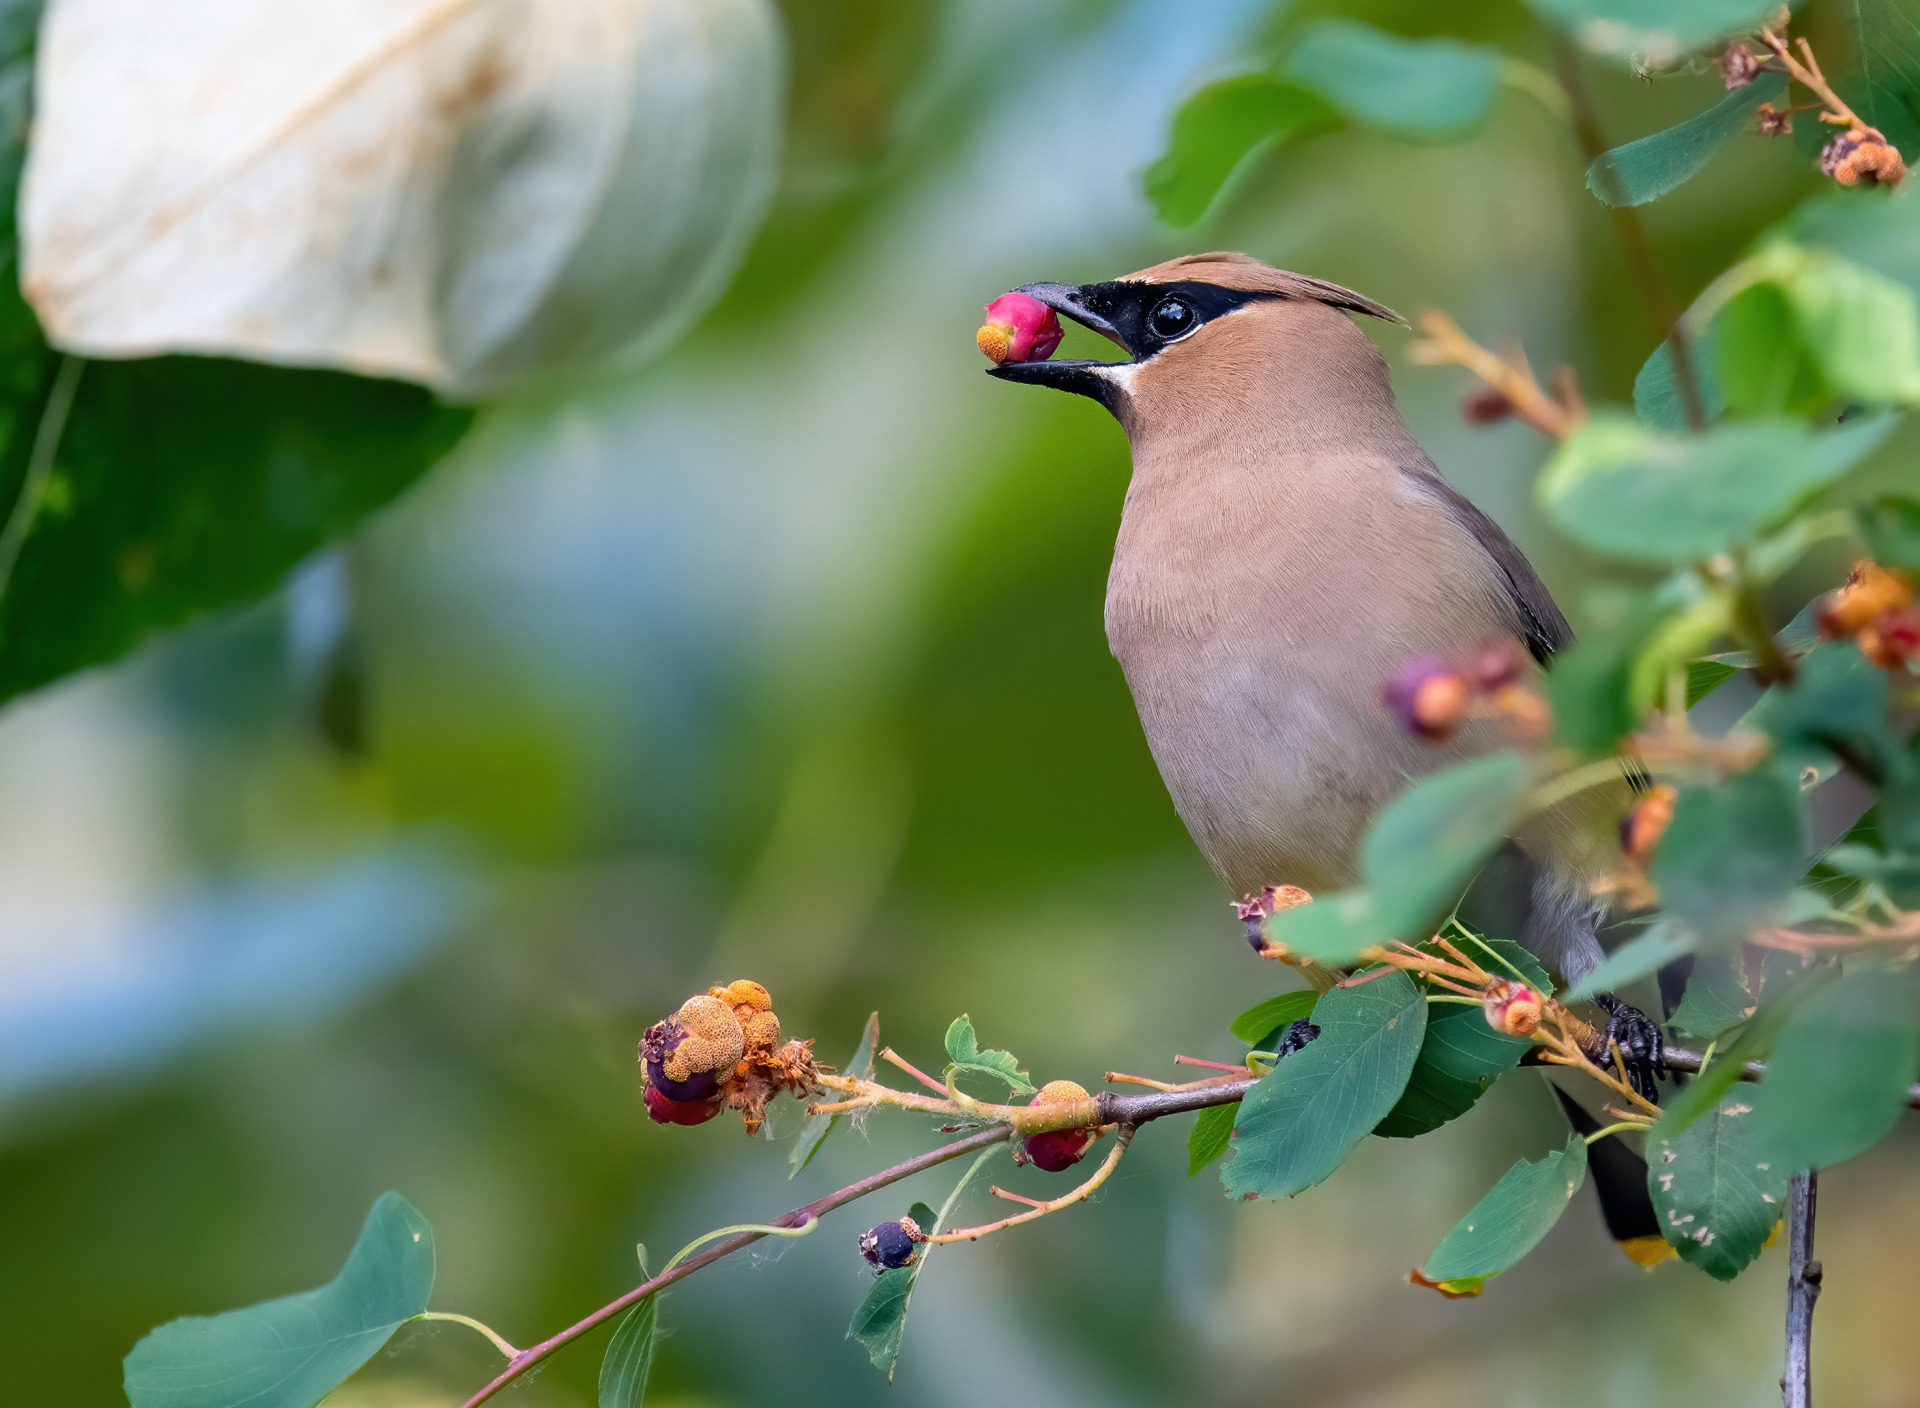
[
  {"left": 942, "top": 1014, "right": 1034, "bottom": 1096},
  {"left": 1144, "top": 75, "right": 1338, "bottom": 227},
  {"left": 1655, "top": 963, "right": 1838, "bottom": 1140},
  {"left": 1747, "top": 642, "right": 1907, "bottom": 781},
  {"left": 1188, "top": 1102, "right": 1237, "bottom": 1177},
  {"left": 1650, "top": 769, "right": 1805, "bottom": 946},
  {"left": 1282, "top": 20, "right": 1499, "bottom": 136},
  {"left": 1419, "top": 1136, "right": 1588, "bottom": 1287},
  {"left": 124, "top": 1192, "right": 434, "bottom": 1408},
  {"left": 1229, "top": 989, "right": 1319, "bottom": 1046},
  {"left": 1649, "top": 1092, "right": 1785, "bottom": 1280},
  {"left": 791, "top": 1011, "right": 878, "bottom": 1178},
  {"left": 1753, "top": 965, "right": 1920, "bottom": 1170},
  {"left": 598, "top": 1294, "right": 657, "bottom": 1408},
  {"left": 1375, "top": 938, "right": 1548, "bottom": 1139},
  {"left": 1537, "top": 412, "right": 1896, "bottom": 565},
  {"left": 1586, "top": 72, "right": 1785, "bottom": 207},
  {"left": 1222, "top": 969, "right": 1426, "bottom": 1200}
]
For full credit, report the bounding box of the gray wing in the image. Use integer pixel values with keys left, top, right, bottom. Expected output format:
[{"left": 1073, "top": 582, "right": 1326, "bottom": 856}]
[{"left": 1407, "top": 468, "right": 1571, "bottom": 664}]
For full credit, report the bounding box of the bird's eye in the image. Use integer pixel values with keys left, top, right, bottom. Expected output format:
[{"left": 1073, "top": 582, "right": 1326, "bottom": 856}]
[{"left": 1148, "top": 297, "right": 1195, "bottom": 339}]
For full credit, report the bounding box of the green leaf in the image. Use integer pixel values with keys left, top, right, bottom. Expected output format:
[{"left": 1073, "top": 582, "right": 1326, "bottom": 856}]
[
  {"left": 1857, "top": 494, "right": 1920, "bottom": 571},
  {"left": 1753, "top": 964, "right": 1920, "bottom": 1170},
  {"left": 1635, "top": 328, "right": 1725, "bottom": 432},
  {"left": 1650, "top": 768, "right": 1805, "bottom": 946},
  {"left": 1360, "top": 751, "right": 1533, "bottom": 931},
  {"left": 791, "top": 1011, "right": 878, "bottom": 1178},
  {"left": 1649, "top": 1091, "right": 1786, "bottom": 1280},
  {"left": 942, "top": 1014, "right": 1035, "bottom": 1096},
  {"left": 1564, "top": 918, "right": 1697, "bottom": 1001},
  {"left": 1229, "top": 989, "right": 1319, "bottom": 1046},
  {"left": 848, "top": 1153, "right": 995, "bottom": 1377},
  {"left": 124, "top": 1192, "right": 434, "bottom": 1408},
  {"left": 1419, "top": 1137, "right": 1588, "bottom": 1286},
  {"left": 1275, "top": 752, "right": 1532, "bottom": 963},
  {"left": 1748, "top": 642, "right": 1906, "bottom": 779},
  {"left": 1537, "top": 412, "right": 1895, "bottom": 564},
  {"left": 1670, "top": 953, "right": 1760, "bottom": 1041},
  {"left": 0, "top": 359, "right": 472, "bottom": 703},
  {"left": 1221, "top": 968, "right": 1427, "bottom": 1200},
  {"left": 1526, "top": 0, "right": 1783, "bottom": 57},
  {"left": 1545, "top": 602, "right": 1672, "bottom": 757},
  {"left": 1587, "top": 71, "right": 1786, "bottom": 207},
  {"left": 1188, "top": 1102, "right": 1237, "bottom": 1177},
  {"left": 598, "top": 1294, "right": 657, "bottom": 1408},
  {"left": 1282, "top": 21, "right": 1499, "bottom": 136},
  {"left": 1717, "top": 281, "right": 1834, "bottom": 417},
  {"left": 1375, "top": 938, "right": 1548, "bottom": 1138},
  {"left": 1655, "top": 963, "right": 1838, "bottom": 1140},
  {"left": 1144, "top": 75, "right": 1338, "bottom": 227},
  {"left": 1687, "top": 657, "right": 1740, "bottom": 706}
]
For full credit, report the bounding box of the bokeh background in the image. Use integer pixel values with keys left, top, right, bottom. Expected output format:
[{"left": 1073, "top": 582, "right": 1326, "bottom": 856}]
[{"left": 4, "top": 1, "right": 1918, "bottom": 1405}]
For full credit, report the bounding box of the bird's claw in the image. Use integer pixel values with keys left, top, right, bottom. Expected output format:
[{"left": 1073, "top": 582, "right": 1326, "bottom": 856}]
[{"left": 1594, "top": 993, "right": 1663, "bottom": 1104}]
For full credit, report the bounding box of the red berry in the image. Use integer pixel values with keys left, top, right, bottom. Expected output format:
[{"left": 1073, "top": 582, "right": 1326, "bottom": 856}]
[
  {"left": 645, "top": 1084, "right": 720, "bottom": 1126},
  {"left": 1023, "top": 1127, "right": 1097, "bottom": 1172},
  {"left": 977, "top": 292, "right": 1063, "bottom": 365}
]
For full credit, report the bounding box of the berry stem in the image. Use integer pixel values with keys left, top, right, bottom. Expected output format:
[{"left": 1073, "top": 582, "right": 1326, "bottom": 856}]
[
  {"left": 880, "top": 1046, "right": 950, "bottom": 1095},
  {"left": 927, "top": 1127, "right": 1136, "bottom": 1244}
]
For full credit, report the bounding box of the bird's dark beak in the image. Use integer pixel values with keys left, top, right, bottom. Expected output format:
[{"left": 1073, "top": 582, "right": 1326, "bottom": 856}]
[{"left": 985, "top": 281, "right": 1130, "bottom": 409}]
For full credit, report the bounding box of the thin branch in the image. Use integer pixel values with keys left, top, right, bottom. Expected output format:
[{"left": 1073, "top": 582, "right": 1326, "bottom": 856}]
[
  {"left": 455, "top": 1078, "right": 1260, "bottom": 1408},
  {"left": 881, "top": 1047, "right": 949, "bottom": 1095},
  {"left": 1783, "top": 1170, "right": 1821, "bottom": 1408},
  {"left": 1546, "top": 31, "right": 1706, "bottom": 431},
  {"left": 928, "top": 1127, "right": 1135, "bottom": 1243},
  {"left": 1410, "top": 311, "right": 1580, "bottom": 439}
]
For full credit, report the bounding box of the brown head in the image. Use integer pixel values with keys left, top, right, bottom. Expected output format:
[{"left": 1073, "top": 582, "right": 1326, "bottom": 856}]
[{"left": 988, "top": 252, "right": 1408, "bottom": 451}]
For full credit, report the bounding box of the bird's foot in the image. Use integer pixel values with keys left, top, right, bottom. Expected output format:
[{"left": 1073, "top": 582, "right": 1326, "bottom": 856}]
[{"left": 1593, "top": 993, "right": 1663, "bottom": 1104}]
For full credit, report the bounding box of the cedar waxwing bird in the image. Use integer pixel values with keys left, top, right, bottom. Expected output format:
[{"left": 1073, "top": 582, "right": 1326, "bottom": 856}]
[{"left": 987, "top": 252, "right": 1660, "bottom": 1094}]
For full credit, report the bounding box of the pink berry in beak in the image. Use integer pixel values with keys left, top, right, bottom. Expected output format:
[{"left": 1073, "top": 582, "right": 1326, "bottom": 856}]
[{"left": 977, "top": 291, "right": 1063, "bottom": 365}]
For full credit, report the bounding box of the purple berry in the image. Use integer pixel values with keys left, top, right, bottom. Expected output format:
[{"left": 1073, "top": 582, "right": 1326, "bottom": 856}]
[
  {"left": 858, "top": 1218, "right": 921, "bottom": 1271},
  {"left": 1382, "top": 657, "right": 1469, "bottom": 740}
]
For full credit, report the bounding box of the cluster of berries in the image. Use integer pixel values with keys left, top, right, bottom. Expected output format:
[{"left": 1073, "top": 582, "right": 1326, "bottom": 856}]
[
  {"left": 640, "top": 980, "right": 820, "bottom": 1135},
  {"left": 975, "top": 291, "right": 1063, "bottom": 365},
  {"left": 1381, "top": 640, "right": 1545, "bottom": 742},
  {"left": 1818, "top": 561, "right": 1920, "bottom": 672}
]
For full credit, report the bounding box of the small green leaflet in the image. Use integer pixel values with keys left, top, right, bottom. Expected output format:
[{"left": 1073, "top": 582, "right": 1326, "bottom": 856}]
[
  {"left": 1858, "top": 495, "right": 1920, "bottom": 572},
  {"left": 1635, "top": 329, "right": 1725, "bottom": 433},
  {"left": 1524, "top": 0, "right": 1782, "bottom": 58},
  {"left": 943, "top": 1014, "right": 1035, "bottom": 1096},
  {"left": 1586, "top": 72, "right": 1786, "bottom": 208},
  {"left": 598, "top": 1294, "right": 657, "bottom": 1408},
  {"left": 1753, "top": 965, "right": 1920, "bottom": 1171},
  {"left": 1418, "top": 1137, "right": 1588, "bottom": 1293},
  {"left": 1654, "top": 962, "right": 1837, "bottom": 1141},
  {"left": 1188, "top": 1103, "right": 1238, "bottom": 1177},
  {"left": 1221, "top": 969, "right": 1426, "bottom": 1200},
  {"left": 1649, "top": 1093, "right": 1786, "bottom": 1281},
  {"left": 791, "top": 1011, "right": 879, "bottom": 1178},
  {"left": 125, "top": 1191, "right": 434, "bottom": 1408},
  {"left": 1229, "top": 989, "right": 1318, "bottom": 1047},
  {"left": 1669, "top": 953, "right": 1759, "bottom": 1042}
]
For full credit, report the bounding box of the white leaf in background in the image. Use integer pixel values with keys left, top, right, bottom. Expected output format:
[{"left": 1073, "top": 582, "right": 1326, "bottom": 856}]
[{"left": 18, "top": 0, "right": 782, "bottom": 397}]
